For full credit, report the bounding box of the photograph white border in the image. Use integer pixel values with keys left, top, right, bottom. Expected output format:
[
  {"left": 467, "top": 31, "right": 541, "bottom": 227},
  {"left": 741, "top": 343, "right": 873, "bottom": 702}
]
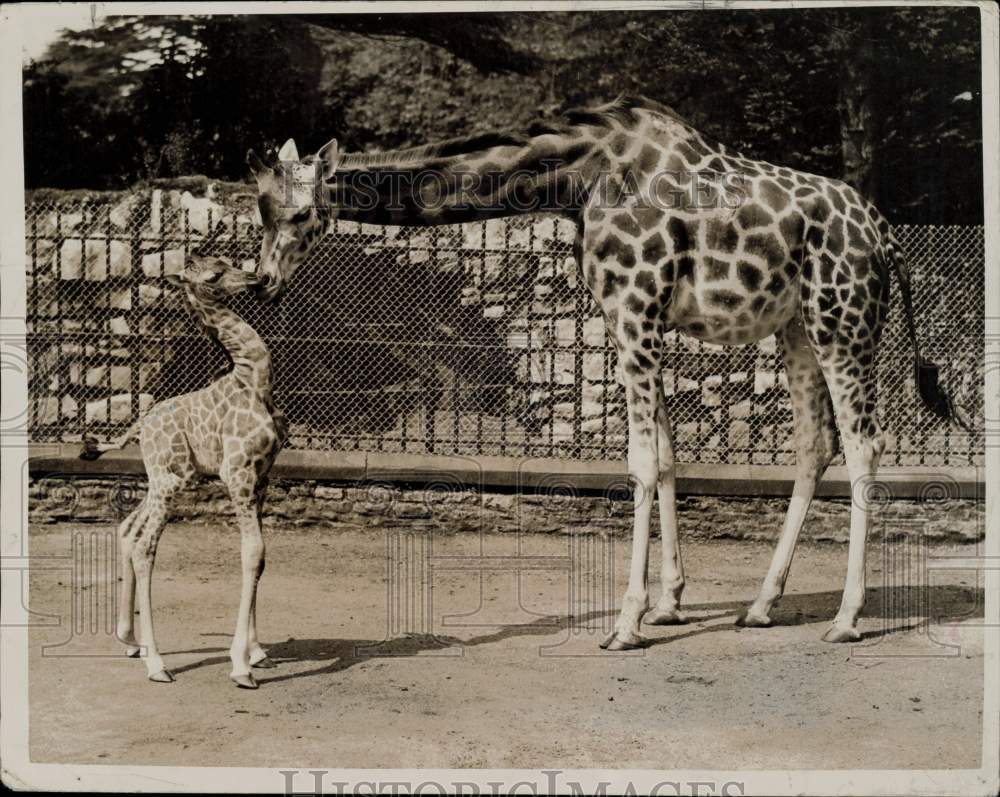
[{"left": 1, "top": 2, "right": 997, "bottom": 793}]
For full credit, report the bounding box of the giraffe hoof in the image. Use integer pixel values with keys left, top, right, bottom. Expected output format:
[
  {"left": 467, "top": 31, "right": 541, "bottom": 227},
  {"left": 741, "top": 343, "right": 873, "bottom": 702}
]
[
  {"left": 125, "top": 646, "right": 141, "bottom": 658},
  {"left": 644, "top": 608, "right": 688, "bottom": 626},
  {"left": 230, "top": 673, "right": 258, "bottom": 689},
  {"left": 251, "top": 656, "right": 276, "bottom": 669},
  {"left": 821, "top": 625, "right": 861, "bottom": 643},
  {"left": 735, "top": 611, "right": 773, "bottom": 628},
  {"left": 599, "top": 630, "right": 648, "bottom": 651},
  {"left": 148, "top": 669, "right": 175, "bottom": 683}
]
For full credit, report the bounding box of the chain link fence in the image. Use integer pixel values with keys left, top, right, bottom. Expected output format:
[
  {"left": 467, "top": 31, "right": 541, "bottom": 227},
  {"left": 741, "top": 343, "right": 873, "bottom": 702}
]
[{"left": 24, "top": 190, "right": 984, "bottom": 469}]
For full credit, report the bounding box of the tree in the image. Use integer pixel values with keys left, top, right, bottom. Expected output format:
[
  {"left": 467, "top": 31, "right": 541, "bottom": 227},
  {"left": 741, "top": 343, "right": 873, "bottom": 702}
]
[
  {"left": 24, "top": 16, "right": 330, "bottom": 187},
  {"left": 23, "top": 8, "right": 983, "bottom": 224},
  {"left": 294, "top": 13, "right": 545, "bottom": 75}
]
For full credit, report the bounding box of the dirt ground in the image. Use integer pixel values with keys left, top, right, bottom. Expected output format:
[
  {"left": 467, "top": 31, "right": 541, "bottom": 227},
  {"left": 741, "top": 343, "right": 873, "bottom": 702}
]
[{"left": 28, "top": 521, "right": 984, "bottom": 771}]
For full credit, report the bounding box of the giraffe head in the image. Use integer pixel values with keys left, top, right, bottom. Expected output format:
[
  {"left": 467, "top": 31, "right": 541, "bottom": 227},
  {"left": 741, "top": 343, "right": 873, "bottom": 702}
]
[
  {"left": 166, "top": 255, "right": 264, "bottom": 300},
  {"left": 247, "top": 138, "right": 339, "bottom": 302}
]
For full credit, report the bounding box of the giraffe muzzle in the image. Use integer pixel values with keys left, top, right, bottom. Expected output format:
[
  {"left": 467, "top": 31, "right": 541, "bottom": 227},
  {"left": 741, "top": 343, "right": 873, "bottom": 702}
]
[{"left": 252, "top": 273, "right": 284, "bottom": 303}]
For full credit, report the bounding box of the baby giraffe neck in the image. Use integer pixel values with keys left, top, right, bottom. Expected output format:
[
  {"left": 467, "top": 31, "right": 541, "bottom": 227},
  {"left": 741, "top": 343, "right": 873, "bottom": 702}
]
[{"left": 184, "top": 288, "right": 273, "bottom": 400}]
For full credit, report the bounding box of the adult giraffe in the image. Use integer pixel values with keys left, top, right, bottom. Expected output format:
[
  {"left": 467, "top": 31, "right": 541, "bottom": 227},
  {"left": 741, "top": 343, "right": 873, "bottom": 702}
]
[{"left": 247, "top": 96, "right": 965, "bottom": 649}]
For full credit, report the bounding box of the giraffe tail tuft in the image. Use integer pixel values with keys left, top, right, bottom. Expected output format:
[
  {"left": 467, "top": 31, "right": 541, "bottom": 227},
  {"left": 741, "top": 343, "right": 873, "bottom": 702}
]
[
  {"left": 886, "top": 235, "right": 973, "bottom": 433},
  {"left": 915, "top": 357, "right": 972, "bottom": 432}
]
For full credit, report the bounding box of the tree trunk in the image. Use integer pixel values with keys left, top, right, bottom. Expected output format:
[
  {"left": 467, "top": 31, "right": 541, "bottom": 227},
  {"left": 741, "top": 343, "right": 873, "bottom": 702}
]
[{"left": 834, "top": 15, "right": 880, "bottom": 200}]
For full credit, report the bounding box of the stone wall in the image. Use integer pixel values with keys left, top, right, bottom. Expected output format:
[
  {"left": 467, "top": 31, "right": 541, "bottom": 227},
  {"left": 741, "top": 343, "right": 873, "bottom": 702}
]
[{"left": 28, "top": 476, "right": 984, "bottom": 544}]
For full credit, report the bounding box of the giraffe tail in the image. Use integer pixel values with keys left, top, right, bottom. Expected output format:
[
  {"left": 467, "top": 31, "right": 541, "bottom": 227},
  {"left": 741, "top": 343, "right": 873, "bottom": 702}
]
[
  {"left": 79, "top": 418, "right": 144, "bottom": 460},
  {"left": 885, "top": 235, "right": 972, "bottom": 432}
]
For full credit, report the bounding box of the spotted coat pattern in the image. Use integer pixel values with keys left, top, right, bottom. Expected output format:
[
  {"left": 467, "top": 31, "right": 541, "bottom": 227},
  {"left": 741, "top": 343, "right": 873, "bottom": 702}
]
[
  {"left": 113, "top": 256, "right": 287, "bottom": 685},
  {"left": 249, "top": 96, "right": 952, "bottom": 651}
]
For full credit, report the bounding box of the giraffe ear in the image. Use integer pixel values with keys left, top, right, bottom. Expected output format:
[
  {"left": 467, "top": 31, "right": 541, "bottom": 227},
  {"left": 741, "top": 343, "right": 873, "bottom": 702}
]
[
  {"left": 278, "top": 138, "right": 300, "bottom": 162},
  {"left": 246, "top": 149, "right": 268, "bottom": 178},
  {"left": 247, "top": 149, "right": 271, "bottom": 178},
  {"left": 163, "top": 273, "right": 184, "bottom": 287},
  {"left": 317, "top": 138, "right": 339, "bottom": 180}
]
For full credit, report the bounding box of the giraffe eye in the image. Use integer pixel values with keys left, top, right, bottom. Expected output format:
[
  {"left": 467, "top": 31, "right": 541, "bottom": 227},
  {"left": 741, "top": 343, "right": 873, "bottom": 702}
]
[
  {"left": 290, "top": 209, "right": 311, "bottom": 224},
  {"left": 204, "top": 270, "right": 224, "bottom": 283}
]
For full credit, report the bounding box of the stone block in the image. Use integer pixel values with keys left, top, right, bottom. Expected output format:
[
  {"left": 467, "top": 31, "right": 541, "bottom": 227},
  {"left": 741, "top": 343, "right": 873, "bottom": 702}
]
[
  {"left": 582, "top": 351, "right": 606, "bottom": 381},
  {"left": 583, "top": 316, "right": 606, "bottom": 347},
  {"left": 59, "top": 240, "right": 83, "bottom": 279}
]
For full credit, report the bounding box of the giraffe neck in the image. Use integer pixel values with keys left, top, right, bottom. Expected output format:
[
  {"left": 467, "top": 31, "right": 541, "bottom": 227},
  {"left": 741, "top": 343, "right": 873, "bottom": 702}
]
[
  {"left": 183, "top": 288, "right": 273, "bottom": 401},
  {"left": 315, "top": 112, "right": 644, "bottom": 226}
]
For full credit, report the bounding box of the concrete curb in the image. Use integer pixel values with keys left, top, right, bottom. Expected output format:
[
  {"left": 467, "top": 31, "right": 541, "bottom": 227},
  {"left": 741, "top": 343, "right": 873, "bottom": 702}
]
[{"left": 28, "top": 444, "right": 984, "bottom": 500}]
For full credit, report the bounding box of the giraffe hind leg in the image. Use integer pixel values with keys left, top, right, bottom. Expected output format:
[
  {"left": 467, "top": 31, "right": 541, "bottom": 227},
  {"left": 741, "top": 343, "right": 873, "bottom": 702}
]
[
  {"left": 117, "top": 500, "right": 148, "bottom": 657},
  {"left": 131, "top": 448, "right": 195, "bottom": 681},
  {"left": 737, "top": 319, "right": 838, "bottom": 628},
  {"left": 131, "top": 488, "right": 180, "bottom": 681},
  {"left": 801, "top": 246, "right": 887, "bottom": 642}
]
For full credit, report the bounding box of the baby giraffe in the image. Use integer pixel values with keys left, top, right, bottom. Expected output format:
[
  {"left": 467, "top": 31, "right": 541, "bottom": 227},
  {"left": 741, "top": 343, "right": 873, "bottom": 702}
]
[{"left": 82, "top": 255, "right": 287, "bottom": 688}]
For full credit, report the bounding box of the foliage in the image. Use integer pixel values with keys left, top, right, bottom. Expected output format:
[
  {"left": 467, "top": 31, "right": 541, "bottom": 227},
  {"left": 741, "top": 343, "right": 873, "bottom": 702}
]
[
  {"left": 23, "top": 8, "right": 983, "bottom": 223},
  {"left": 24, "top": 16, "right": 330, "bottom": 188}
]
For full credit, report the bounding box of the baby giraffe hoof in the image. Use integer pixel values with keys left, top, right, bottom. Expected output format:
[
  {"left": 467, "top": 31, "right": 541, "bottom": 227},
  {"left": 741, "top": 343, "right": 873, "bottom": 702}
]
[
  {"left": 251, "top": 656, "right": 276, "bottom": 669},
  {"left": 735, "top": 610, "right": 773, "bottom": 628},
  {"left": 599, "top": 630, "right": 648, "bottom": 651},
  {"left": 644, "top": 608, "right": 688, "bottom": 626},
  {"left": 125, "top": 646, "right": 141, "bottom": 658},
  {"left": 230, "top": 673, "right": 259, "bottom": 689},
  {"left": 821, "top": 625, "right": 861, "bottom": 643},
  {"left": 148, "top": 669, "right": 175, "bottom": 683}
]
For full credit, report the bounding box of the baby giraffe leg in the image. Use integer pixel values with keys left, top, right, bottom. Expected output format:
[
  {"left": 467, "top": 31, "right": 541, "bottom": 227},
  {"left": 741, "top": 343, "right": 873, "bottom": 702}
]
[
  {"left": 247, "top": 593, "right": 272, "bottom": 668},
  {"left": 116, "top": 501, "right": 148, "bottom": 657},
  {"left": 225, "top": 468, "right": 266, "bottom": 688},
  {"left": 248, "top": 480, "right": 275, "bottom": 669},
  {"left": 229, "top": 503, "right": 265, "bottom": 687},
  {"left": 131, "top": 492, "right": 175, "bottom": 682}
]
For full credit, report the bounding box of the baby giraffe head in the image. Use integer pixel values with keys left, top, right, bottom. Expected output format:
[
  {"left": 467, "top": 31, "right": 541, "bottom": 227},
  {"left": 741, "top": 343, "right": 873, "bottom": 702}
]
[
  {"left": 165, "top": 255, "right": 264, "bottom": 301},
  {"left": 246, "top": 137, "right": 340, "bottom": 303}
]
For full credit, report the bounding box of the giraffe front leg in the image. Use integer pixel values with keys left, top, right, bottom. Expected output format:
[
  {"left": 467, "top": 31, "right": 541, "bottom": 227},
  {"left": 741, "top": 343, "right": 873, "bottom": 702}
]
[
  {"left": 645, "top": 382, "right": 687, "bottom": 626},
  {"left": 229, "top": 502, "right": 265, "bottom": 688},
  {"left": 247, "top": 597, "right": 274, "bottom": 668},
  {"left": 248, "top": 477, "right": 275, "bottom": 669},
  {"left": 224, "top": 462, "right": 269, "bottom": 688},
  {"left": 601, "top": 360, "right": 661, "bottom": 651},
  {"left": 229, "top": 506, "right": 267, "bottom": 689}
]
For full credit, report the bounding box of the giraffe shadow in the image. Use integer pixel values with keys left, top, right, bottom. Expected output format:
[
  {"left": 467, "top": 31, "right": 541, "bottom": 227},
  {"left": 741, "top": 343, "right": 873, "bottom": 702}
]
[
  {"left": 648, "top": 583, "right": 983, "bottom": 647},
  {"left": 166, "top": 611, "right": 596, "bottom": 684},
  {"left": 165, "top": 584, "right": 982, "bottom": 682}
]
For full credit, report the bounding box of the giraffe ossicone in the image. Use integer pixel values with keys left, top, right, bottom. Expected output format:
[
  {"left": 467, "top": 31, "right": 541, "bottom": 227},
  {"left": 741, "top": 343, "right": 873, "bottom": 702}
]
[
  {"left": 249, "top": 94, "right": 968, "bottom": 649},
  {"left": 82, "top": 255, "right": 288, "bottom": 686}
]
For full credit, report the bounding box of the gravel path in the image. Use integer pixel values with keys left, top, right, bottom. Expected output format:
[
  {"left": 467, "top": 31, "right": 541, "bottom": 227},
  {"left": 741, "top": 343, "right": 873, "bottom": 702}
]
[{"left": 28, "top": 522, "right": 984, "bottom": 770}]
